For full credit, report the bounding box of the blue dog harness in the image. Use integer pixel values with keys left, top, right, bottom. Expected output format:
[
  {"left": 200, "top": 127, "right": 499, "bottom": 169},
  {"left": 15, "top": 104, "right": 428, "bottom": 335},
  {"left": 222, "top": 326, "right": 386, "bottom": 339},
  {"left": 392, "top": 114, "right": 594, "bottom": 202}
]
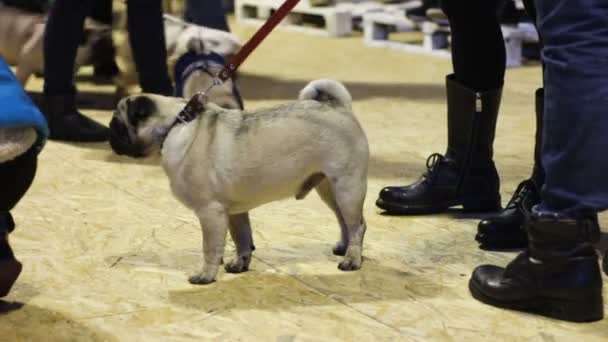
[{"left": 174, "top": 51, "right": 243, "bottom": 109}]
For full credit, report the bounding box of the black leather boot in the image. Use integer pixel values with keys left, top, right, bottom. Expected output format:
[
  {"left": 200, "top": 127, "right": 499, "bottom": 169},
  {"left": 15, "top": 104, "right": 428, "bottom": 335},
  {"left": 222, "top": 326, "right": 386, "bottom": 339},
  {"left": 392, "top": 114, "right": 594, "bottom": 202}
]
[
  {"left": 470, "top": 214, "right": 604, "bottom": 322},
  {"left": 42, "top": 94, "right": 110, "bottom": 142},
  {"left": 476, "top": 89, "right": 544, "bottom": 249},
  {"left": 376, "top": 75, "right": 502, "bottom": 215},
  {"left": 0, "top": 214, "right": 21, "bottom": 297}
]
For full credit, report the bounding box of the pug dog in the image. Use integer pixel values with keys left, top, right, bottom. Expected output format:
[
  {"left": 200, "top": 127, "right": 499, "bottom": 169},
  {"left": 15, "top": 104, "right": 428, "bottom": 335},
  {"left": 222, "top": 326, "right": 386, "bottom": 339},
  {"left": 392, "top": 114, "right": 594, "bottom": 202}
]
[
  {"left": 0, "top": 4, "right": 111, "bottom": 85},
  {"left": 109, "top": 79, "right": 369, "bottom": 284},
  {"left": 113, "top": 13, "right": 242, "bottom": 98}
]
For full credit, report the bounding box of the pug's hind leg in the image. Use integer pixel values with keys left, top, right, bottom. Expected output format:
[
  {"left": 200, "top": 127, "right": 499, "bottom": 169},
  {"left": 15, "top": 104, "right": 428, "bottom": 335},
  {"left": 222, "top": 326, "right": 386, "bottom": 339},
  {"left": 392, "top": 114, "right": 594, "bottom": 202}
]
[
  {"left": 315, "top": 179, "right": 349, "bottom": 256},
  {"left": 333, "top": 176, "right": 367, "bottom": 271},
  {"left": 225, "top": 212, "right": 255, "bottom": 274},
  {"left": 189, "top": 204, "right": 228, "bottom": 285}
]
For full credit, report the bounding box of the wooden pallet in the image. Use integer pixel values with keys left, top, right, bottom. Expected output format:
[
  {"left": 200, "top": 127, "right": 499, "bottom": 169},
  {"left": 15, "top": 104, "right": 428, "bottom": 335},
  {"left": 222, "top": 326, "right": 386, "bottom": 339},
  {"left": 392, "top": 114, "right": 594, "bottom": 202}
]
[
  {"left": 338, "top": 0, "right": 421, "bottom": 30},
  {"left": 235, "top": 0, "right": 353, "bottom": 36},
  {"left": 362, "top": 11, "right": 451, "bottom": 58},
  {"left": 363, "top": 10, "right": 540, "bottom": 67}
]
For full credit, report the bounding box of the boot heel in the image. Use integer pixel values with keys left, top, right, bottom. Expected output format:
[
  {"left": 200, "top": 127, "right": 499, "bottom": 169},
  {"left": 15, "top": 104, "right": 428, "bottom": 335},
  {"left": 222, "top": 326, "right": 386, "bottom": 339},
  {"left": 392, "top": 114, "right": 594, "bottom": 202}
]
[
  {"left": 541, "top": 294, "right": 604, "bottom": 322},
  {"left": 462, "top": 197, "right": 501, "bottom": 212}
]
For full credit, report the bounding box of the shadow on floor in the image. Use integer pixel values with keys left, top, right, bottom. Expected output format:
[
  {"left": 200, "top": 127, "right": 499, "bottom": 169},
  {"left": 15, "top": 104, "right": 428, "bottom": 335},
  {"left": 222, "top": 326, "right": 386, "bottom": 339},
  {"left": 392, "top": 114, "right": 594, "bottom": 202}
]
[
  {"left": 28, "top": 91, "right": 118, "bottom": 111},
  {"left": 238, "top": 73, "right": 446, "bottom": 102},
  {"left": 0, "top": 301, "right": 117, "bottom": 341}
]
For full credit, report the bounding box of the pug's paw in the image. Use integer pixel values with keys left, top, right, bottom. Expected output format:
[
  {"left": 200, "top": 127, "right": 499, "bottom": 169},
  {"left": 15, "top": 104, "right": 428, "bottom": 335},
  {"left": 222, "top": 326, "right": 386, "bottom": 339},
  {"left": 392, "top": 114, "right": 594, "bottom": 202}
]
[
  {"left": 224, "top": 255, "right": 251, "bottom": 274},
  {"left": 338, "top": 255, "right": 362, "bottom": 271},
  {"left": 188, "top": 272, "right": 216, "bottom": 285}
]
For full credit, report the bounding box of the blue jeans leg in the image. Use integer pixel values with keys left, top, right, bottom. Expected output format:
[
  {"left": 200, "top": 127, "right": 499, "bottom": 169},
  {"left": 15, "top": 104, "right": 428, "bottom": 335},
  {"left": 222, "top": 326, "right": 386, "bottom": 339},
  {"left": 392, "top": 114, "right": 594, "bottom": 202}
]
[{"left": 535, "top": 0, "right": 608, "bottom": 216}]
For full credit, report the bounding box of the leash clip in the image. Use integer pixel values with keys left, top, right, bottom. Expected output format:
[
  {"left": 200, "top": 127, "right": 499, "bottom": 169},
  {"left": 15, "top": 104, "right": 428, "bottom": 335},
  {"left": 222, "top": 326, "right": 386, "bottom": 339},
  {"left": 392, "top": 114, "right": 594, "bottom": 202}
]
[{"left": 197, "top": 76, "right": 224, "bottom": 104}]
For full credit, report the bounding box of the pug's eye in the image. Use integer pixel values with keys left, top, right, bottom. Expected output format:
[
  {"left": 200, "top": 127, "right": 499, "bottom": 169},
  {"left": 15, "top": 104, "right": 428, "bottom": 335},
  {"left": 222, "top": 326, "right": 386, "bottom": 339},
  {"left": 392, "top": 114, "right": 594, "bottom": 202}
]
[{"left": 127, "top": 96, "right": 156, "bottom": 126}]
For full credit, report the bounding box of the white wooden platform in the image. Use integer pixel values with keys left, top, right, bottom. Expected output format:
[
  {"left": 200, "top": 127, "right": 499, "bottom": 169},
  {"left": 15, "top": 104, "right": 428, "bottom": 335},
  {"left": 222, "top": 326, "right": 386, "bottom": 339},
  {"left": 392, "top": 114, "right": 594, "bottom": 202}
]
[{"left": 235, "top": 0, "right": 353, "bottom": 36}]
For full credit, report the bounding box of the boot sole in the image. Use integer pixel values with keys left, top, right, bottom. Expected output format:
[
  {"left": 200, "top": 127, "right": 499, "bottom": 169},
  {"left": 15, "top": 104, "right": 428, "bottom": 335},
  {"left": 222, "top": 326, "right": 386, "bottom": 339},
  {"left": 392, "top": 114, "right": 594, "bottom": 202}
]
[
  {"left": 0, "top": 258, "right": 22, "bottom": 297},
  {"left": 376, "top": 197, "right": 501, "bottom": 215},
  {"left": 469, "top": 278, "right": 604, "bottom": 323}
]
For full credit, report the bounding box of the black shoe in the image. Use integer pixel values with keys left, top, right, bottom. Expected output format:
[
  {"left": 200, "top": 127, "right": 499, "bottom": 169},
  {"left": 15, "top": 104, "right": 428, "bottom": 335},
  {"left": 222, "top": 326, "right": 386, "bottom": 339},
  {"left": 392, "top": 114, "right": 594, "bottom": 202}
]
[
  {"left": 476, "top": 89, "right": 545, "bottom": 249},
  {"left": 42, "top": 94, "right": 110, "bottom": 142},
  {"left": 476, "top": 179, "right": 540, "bottom": 249},
  {"left": 0, "top": 231, "right": 22, "bottom": 298},
  {"left": 376, "top": 75, "right": 502, "bottom": 215},
  {"left": 470, "top": 215, "right": 604, "bottom": 322}
]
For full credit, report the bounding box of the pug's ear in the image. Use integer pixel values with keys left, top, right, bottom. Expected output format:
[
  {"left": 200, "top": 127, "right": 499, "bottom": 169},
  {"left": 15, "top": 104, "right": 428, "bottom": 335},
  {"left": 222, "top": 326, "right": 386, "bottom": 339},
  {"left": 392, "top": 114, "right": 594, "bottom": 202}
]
[{"left": 127, "top": 96, "right": 157, "bottom": 126}]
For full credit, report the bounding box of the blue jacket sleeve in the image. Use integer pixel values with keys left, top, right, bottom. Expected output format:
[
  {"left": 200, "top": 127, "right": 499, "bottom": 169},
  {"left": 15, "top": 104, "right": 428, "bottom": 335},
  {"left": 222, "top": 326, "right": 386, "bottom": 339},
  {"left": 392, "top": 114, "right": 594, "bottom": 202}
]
[{"left": 0, "top": 55, "right": 49, "bottom": 146}]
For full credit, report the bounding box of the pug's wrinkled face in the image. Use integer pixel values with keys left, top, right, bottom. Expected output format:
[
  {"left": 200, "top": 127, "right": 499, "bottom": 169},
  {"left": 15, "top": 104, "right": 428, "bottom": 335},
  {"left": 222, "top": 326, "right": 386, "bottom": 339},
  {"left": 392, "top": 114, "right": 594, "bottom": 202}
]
[{"left": 109, "top": 94, "right": 184, "bottom": 158}]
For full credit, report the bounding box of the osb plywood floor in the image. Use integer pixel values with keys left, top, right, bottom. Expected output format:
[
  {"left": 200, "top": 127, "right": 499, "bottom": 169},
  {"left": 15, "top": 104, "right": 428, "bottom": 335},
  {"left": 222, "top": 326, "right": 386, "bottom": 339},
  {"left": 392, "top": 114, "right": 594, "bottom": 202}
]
[{"left": 2, "top": 18, "right": 608, "bottom": 342}]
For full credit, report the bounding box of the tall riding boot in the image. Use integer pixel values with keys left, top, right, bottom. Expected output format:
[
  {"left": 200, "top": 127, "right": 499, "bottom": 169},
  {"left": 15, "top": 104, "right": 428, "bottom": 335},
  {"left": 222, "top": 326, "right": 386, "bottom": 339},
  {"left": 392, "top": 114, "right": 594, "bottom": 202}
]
[
  {"left": 476, "top": 88, "right": 544, "bottom": 249},
  {"left": 376, "top": 74, "right": 502, "bottom": 215},
  {"left": 470, "top": 213, "right": 604, "bottom": 322},
  {"left": 42, "top": 94, "right": 110, "bottom": 142}
]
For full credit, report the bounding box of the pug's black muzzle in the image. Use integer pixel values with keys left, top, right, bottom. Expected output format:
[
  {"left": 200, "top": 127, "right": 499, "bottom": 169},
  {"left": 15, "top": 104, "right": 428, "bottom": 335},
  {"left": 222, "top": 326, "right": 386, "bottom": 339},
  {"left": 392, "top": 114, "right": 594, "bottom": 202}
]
[{"left": 109, "top": 117, "right": 146, "bottom": 158}]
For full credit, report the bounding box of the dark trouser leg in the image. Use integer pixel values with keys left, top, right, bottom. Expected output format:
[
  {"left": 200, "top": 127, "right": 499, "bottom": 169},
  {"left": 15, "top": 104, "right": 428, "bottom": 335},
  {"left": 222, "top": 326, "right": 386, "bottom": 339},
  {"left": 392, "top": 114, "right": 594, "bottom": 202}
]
[
  {"left": 184, "top": 0, "right": 230, "bottom": 31},
  {"left": 88, "top": 0, "right": 113, "bottom": 24},
  {"left": 0, "top": 147, "right": 38, "bottom": 296},
  {"left": 43, "top": 0, "right": 110, "bottom": 142},
  {"left": 470, "top": 0, "right": 607, "bottom": 322},
  {"left": 376, "top": 0, "right": 505, "bottom": 215},
  {"left": 127, "top": 0, "right": 173, "bottom": 95},
  {"left": 475, "top": 0, "right": 545, "bottom": 250},
  {"left": 43, "top": 0, "right": 91, "bottom": 96},
  {"left": 443, "top": 0, "right": 505, "bottom": 91}
]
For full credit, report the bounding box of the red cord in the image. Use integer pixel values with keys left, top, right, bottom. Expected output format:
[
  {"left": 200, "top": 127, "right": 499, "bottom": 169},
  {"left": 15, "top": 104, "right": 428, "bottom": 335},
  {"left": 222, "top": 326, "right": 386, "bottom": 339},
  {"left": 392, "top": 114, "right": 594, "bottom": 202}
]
[{"left": 217, "top": 0, "right": 302, "bottom": 81}]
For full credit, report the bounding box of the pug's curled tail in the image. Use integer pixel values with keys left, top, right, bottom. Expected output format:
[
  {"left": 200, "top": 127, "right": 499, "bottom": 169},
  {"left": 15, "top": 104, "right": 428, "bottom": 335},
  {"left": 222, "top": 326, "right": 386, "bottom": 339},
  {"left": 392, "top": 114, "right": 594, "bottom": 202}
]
[{"left": 299, "top": 79, "right": 352, "bottom": 110}]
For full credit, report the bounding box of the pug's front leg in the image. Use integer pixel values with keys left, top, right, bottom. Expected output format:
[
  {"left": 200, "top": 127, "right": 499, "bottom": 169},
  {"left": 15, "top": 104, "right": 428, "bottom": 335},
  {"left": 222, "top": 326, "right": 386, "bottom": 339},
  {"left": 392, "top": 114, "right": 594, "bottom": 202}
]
[{"left": 189, "top": 204, "right": 228, "bottom": 285}]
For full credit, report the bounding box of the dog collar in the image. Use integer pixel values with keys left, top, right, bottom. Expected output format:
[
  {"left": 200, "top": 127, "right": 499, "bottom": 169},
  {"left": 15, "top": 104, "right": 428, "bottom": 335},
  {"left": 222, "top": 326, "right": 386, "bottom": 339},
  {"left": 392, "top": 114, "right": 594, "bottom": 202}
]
[{"left": 161, "top": 93, "right": 207, "bottom": 148}]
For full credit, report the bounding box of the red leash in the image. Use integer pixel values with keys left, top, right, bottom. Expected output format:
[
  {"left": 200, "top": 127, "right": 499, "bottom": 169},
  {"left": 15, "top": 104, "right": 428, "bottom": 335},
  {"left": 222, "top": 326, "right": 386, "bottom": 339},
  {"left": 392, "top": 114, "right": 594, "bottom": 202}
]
[{"left": 217, "top": 0, "right": 302, "bottom": 82}]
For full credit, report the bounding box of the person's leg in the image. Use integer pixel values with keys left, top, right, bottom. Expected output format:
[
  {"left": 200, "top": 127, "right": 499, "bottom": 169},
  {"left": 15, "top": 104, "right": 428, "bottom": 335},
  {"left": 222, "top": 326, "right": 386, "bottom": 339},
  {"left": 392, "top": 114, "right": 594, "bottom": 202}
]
[
  {"left": 0, "top": 147, "right": 38, "bottom": 297},
  {"left": 470, "top": 0, "right": 607, "bottom": 322},
  {"left": 376, "top": 0, "right": 505, "bottom": 215},
  {"left": 126, "top": 0, "right": 173, "bottom": 96},
  {"left": 88, "top": 0, "right": 119, "bottom": 81},
  {"left": 184, "top": 0, "right": 230, "bottom": 31},
  {"left": 476, "top": 0, "right": 544, "bottom": 249},
  {"left": 43, "top": 0, "right": 110, "bottom": 142}
]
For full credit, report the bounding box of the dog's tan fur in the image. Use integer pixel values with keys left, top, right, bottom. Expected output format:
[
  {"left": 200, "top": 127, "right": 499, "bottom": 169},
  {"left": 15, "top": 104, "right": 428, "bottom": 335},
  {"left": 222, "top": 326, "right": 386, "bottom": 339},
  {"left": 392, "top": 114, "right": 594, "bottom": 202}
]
[
  {"left": 109, "top": 79, "right": 369, "bottom": 284},
  {"left": 0, "top": 4, "right": 107, "bottom": 85}
]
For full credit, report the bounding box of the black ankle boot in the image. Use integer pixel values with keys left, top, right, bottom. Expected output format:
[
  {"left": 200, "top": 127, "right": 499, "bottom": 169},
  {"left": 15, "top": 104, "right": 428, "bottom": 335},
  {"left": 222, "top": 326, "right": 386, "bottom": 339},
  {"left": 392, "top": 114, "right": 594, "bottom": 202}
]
[
  {"left": 470, "top": 214, "right": 604, "bottom": 322},
  {"left": 0, "top": 229, "right": 22, "bottom": 297},
  {"left": 42, "top": 94, "right": 110, "bottom": 142},
  {"left": 476, "top": 89, "right": 544, "bottom": 249},
  {"left": 376, "top": 75, "right": 502, "bottom": 215}
]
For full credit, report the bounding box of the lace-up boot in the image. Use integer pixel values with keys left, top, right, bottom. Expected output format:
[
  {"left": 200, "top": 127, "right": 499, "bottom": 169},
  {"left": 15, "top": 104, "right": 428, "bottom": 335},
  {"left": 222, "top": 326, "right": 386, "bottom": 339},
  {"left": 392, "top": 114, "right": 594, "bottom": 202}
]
[
  {"left": 470, "top": 213, "right": 604, "bottom": 322},
  {"left": 477, "top": 89, "right": 544, "bottom": 249},
  {"left": 376, "top": 75, "right": 502, "bottom": 215}
]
